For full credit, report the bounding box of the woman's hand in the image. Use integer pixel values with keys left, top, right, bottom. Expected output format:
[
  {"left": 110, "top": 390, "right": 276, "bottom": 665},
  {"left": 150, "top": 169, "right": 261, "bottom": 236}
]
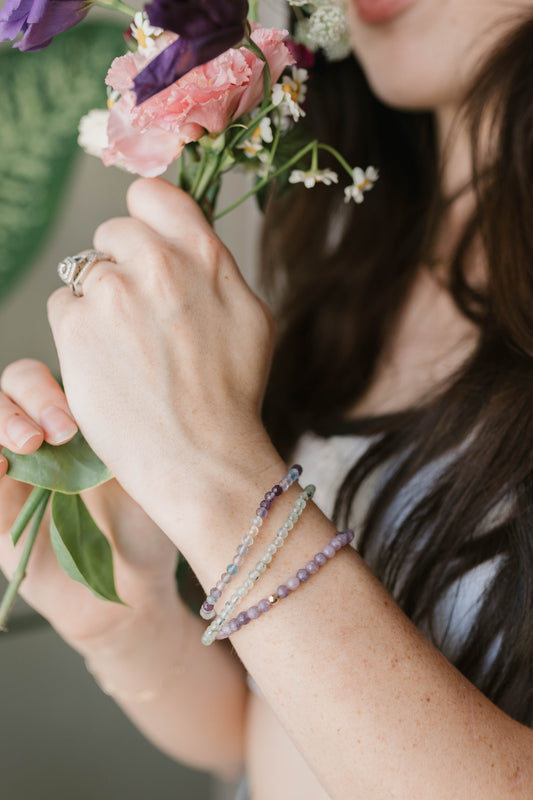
[
  {"left": 47, "top": 178, "right": 278, "bottom": 546},
  {"left": 0, "top": 359, "right": 179, "bottom": 647}
]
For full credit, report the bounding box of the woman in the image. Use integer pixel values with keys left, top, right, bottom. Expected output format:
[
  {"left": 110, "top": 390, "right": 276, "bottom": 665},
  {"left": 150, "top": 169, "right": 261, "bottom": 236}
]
[{"left": 1, "top": 0, "right": 533, "bottom": 797}]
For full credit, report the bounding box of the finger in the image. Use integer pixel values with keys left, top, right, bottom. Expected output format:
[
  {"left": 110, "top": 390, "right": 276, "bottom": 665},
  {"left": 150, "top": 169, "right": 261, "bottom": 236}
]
[
  {"left": 0, "top": 392, "right": 44, "bottom": 454},
  {"left": 93, "top": 215, "right": 163, "bottom": 264},
  {"left": 126, "top": 177, "right": 212, "bottom": 243},
  {"left": 0, "top": 360, "right": 78, "bottom": 446}
]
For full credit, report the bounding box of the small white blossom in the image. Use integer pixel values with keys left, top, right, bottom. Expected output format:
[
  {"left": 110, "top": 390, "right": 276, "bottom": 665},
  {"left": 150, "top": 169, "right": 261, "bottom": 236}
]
[
  {"left": 272, "top": 68, "right": 309, "bottom": 123},
  {"left": 289, "top": 168, "right": 339, "bottom": 189},
  {"left": 238, "top": 117, "right": 273, "bottom": 158},
  {"left": 344, "top": 166, "right": 379, "bottom": 204},
  {"left": 297, "top": 3, "right": 351, "bottom": 62},
  {"left": 78, "top": 109, "right": 110, "bottom": 159},
  {"left": 130, "top": 11, "right": 163, "bottom": 51}
]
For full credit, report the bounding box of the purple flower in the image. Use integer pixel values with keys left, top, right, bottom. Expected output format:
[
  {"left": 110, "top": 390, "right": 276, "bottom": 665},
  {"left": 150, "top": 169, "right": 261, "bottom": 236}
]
[
  {"left": 0, "top": 0, "right": 89, "bottom": 51},
  {"left": 133, "top": 0, "right": 249, "bottom": 105}
]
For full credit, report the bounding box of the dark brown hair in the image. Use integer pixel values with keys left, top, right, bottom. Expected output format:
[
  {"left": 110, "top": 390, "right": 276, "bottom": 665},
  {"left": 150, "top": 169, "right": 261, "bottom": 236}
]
[{"left": 262, "top": 15, "right": 533, "bottom": 724}]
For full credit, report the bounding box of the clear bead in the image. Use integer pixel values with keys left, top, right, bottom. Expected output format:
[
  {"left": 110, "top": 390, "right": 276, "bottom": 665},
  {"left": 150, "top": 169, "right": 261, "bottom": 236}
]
[
  {"left": 262, "top": 553, "right": 272, "bottom": 564},
  {"left": 278, "top": 527, "right": 289, "bottom": 539},
  {"left": 244, "top": 578, "right": 254, "bottom": 590},
  {"left": 274, "top": 536, "right": 285, "bottom": 547},
  {"left": 237, "top": 586, "right": 248, "bottom": 598},
  {"left": 252, "top": 516, "right": 263, "bottom": 527},
  {"left": 249, "top": 525, "right": 259, "bottom": 537},
  {"left": 284, "top": 520, "right": 294, "bottom": 531},
  {"left": 233, "top": 555, "right": 245, "bottom": 567},
  {"left": 250, "top": 569, "right": 261, "bottom": 581},
  {"left": 243, "top": 534, "right": 254, "bottom": 547},
  {"left": 256, "top": 561, "right": 267, "bottom": 573},
  {"left": 266, "top": 544, "right": 277, "bottom": 556},
  {"left": 288, "top": 512, "right": 299, "bottom": 523}
]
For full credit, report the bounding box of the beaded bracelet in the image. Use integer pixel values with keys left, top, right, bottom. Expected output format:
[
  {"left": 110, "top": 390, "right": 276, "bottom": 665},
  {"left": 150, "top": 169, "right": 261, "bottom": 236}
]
[
  {"left": 200, "top": 464, "right": 303, "bottom": 621},
  {"left": 201, "top": 485, "right": 316, "bottom": 646},
  {"left": 215, "top": 529, "right": 355, "bottom": 640}
]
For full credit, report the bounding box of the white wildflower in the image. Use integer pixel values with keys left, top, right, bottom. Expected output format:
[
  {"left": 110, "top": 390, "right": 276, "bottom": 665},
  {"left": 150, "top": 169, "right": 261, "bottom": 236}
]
[
  {"left": 344, "top": 166, "right": 379, "bottom": 204},
  {"left": 78, "top": 109, "right": 110, "bottom": 159},
  {"left": 297, "top": 3, "right": 351, "bottom": 61},
  {"left": 289, "top": 168, "right": 339, "bottom": 189},
  {"left": 272, "top": 68, "right": 309, "bottom": 123},
  {"left": 130, "top": 11, "right": 163, "bottom": 51},
  {"left": 238, "top": 117, "right": 273, "bottom": 159}
]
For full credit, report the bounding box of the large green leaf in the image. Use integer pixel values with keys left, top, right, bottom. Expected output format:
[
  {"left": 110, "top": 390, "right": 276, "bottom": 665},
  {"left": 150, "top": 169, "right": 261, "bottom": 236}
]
[
  {"left": 50, "top": 491, "right": 123, "bottom": 604},
  {"left": 3, "top": 431, "right": 112, "bottom": 493},
  {"left": 0, "top": 21, "right": 125, "bottom": 302}
]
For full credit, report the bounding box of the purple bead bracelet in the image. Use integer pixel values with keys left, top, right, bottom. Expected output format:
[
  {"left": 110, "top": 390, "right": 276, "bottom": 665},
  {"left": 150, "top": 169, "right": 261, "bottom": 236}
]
[
  {"left": 200, "top": 464, "right": 303, "bottom": 620},
  {"left": 215, "top": 529, "right": 355, "bottom": 640}
]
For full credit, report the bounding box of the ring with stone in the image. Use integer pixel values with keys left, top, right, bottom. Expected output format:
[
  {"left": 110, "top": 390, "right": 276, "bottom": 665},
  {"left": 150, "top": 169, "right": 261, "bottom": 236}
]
[{"left": 57, "top": 250, "right": 113, "bottom": 298}]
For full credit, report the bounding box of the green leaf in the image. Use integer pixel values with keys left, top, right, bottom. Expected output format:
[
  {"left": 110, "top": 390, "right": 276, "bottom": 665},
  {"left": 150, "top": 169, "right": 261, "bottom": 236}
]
[
  {"left": 49, "top": 492, "right": 124, "bottom": 604},
  {"left": 3, "top": 431, "right": 112, "bottom": 493},
  {"left": 0, "top": 21, "right": 125, "bottom": 302}
]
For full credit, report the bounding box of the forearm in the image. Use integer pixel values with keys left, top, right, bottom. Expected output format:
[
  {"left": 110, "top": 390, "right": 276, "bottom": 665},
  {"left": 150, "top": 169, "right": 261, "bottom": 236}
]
[
  {"left": 70, "top": 590, "right": 248, "bottom": 780},
  {"left": 163, "top": 446, "right": 533, "bottom": 800}
]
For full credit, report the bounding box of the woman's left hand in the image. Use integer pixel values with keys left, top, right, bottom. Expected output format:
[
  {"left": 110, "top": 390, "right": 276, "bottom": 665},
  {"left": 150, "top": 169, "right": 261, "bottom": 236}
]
[{"left": 47, "top": 178, "right": 278, "bottom": 543}]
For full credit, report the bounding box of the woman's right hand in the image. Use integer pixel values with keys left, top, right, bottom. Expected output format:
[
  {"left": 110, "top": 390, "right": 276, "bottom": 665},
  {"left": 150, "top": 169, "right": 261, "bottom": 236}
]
[{"left": 0, "top": 359, "right": 180, "bottom": 649}]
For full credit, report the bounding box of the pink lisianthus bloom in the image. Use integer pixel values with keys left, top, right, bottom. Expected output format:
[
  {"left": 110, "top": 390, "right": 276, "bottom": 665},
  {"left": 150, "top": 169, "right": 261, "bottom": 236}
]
[{"left": 102, "top": 25, "right": 294, "bottom": 178}]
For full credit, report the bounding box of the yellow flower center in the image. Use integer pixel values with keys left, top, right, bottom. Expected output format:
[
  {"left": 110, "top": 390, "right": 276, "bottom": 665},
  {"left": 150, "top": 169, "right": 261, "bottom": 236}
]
[
  {"left": 357, "top": 178, "right": 371, "bottom": 190},
  {"left": 107, "top": 97, "right": 115, "bottom": 110},
  {"left": 136, "top": 26, "right": 148, "bottom": 49},
  {"left": 251, "top": 124, "right": 262, "bottom": 139},
  {"left": 281, "top": 82, "right": 300, "bottom": 104}
]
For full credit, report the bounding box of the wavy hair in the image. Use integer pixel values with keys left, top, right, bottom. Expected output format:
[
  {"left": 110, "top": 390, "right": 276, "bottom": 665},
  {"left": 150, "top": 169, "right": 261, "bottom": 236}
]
[{"left": 261, "top": 15, "right": 533, "bottom": 724}]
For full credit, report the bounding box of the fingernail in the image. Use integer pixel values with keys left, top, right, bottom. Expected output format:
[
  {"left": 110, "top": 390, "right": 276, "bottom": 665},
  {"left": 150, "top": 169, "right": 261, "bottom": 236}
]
[
  {"left": 0, "top": 455, "right": 7, "bottom": 475},
  {"left": 41, "top": 407, "right": 78, "bottom": 445},
  {"left": 6, "top": 416, "right": 43, "bottom": 449}
]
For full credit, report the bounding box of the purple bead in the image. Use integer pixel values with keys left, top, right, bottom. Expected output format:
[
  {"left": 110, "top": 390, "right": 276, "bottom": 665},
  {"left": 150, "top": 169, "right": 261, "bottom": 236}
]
[
  {"left": 314, "top": 552, "right": 327, "bottom": 567},
  {"left": 203, "top": 602, "right": 214, "bottom": 612},
  {"left": 260, "top": 499, "right": 272, "bottom": 510},
  {"left": 331, "top": 537, "right": 343, "bottom": 551},
  {"left": 322, "top": 544, "right": 336, "bottom": 559},
  {"left": 342, "top": 529, "right": 355, "bottom": 544},
  {"left": 265, "top": 491, "right": 276, "bottom": 503},
  {"left": 257, "top": 598, "right": 271, "bottom": 613},
  {"left": 277, "top": 584, "right": 290, "bottom": 598},
  {"left": 210, "top": 587, "right": 222, "bottom": 600},
  {"left": 248, "top": 606, "right": 261, "bottom": 619},
  {"left": 256, "top": 507, "right": 268, "bottom": 519},
  {"left": 306, "top": 560, "right": 319, "bottom": 574},
  {"left": 286, "top": 576, "right": 300, "bottom": 591},
  {"left": 297, "top": 568, "right": 310, "bottom": 582},
  {"left": 272, "top": 485, "right": 282, "bottom": 496},
  {"left": 292, "top": 464, "right": 303, "bottom": 476},
  {"left": 237, "top": 611, "right": 251, "bottom": 626},
  {"left": 216, "top": 622, "right": 231, "bottom": 639},
  {"left": 228, "top": 618, "right": 241, "bottom": 633}
]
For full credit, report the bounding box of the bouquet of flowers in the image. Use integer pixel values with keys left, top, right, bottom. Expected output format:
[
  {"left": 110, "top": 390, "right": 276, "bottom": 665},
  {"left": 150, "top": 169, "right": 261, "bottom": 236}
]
[{"left": 0, "top": 0, "right": 377, "bottom": 628}]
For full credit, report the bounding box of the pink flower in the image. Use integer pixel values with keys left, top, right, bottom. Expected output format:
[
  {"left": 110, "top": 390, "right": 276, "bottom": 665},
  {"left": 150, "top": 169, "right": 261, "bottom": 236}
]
[{"left": 102, "top": 24, "right": 294, "bottom": 177}]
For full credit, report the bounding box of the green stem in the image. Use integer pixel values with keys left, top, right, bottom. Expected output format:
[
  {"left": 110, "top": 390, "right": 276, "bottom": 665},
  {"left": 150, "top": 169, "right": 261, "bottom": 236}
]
[
  {"left": 248, "top": 0, "right": 259, "bottom": 22},
  {"left": 10, "top": 485, "right": 50, "bottom": 546},
  {"left": 0, "top": 491, "right": 50, "bottom": 632},
  {"left": 190, "top": 148, "right": 208, "bottom": 198},
  {"left": 227, "top": 102, "right": 277, "bottom": 151},
  {"left": 243, "top": 38, "right": 272, "bottom": 110},
  {"left": 92, "top": 0, "right": 137, "bottom": 18},
  {"left": 213, "top": 140, "right": 317, "bottom": 221},
  {"left": 193, "top": 154, "right": 222, "bottom": 204},
  {"left": 317, "top": 143, "right": 355, "bottom": 179}
]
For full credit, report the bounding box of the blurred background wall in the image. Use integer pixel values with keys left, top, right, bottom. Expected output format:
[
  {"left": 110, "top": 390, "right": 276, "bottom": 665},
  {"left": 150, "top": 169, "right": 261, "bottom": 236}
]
[{"left": 0, "top": 2, "right": 285, "bottom": 798}]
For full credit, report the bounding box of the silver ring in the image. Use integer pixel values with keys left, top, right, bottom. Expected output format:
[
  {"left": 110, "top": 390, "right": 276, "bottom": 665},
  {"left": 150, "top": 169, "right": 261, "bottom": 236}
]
[{"left": 57, "top": 250, "right": 113, "bottom": 297}]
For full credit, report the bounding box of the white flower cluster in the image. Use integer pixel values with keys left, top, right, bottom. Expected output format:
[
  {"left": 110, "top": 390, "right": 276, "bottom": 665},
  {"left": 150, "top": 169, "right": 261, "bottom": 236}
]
[{"left": 287, "top": 0, "right": 351, "bottom": 61}]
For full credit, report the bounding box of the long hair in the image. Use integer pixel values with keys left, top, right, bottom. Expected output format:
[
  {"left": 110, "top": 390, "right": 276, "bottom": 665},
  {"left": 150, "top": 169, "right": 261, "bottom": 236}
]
[{"left": 261, "top": 15, "right": 533, "bottom": 724}]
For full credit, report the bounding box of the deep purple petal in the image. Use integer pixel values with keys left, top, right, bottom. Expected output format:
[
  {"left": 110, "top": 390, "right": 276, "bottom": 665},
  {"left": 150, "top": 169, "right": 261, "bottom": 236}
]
[
  {"left": 0, "top": 0, "right": 88, "bottom": 51},
  {"left": 145, "top": 0, "right": 248, "bottom": 39},
  {"left": 133, "top": 22, "right": 245, "bottom": 104},
  {"left": 0, "top": 0, "right": 37, "bottom": 41}
]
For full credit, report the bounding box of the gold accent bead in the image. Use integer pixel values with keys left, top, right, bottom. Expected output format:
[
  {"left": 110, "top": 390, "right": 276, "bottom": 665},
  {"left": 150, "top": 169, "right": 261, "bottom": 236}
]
[{"left": 268, "top": 594, "right": 279, "bottom": 605}]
